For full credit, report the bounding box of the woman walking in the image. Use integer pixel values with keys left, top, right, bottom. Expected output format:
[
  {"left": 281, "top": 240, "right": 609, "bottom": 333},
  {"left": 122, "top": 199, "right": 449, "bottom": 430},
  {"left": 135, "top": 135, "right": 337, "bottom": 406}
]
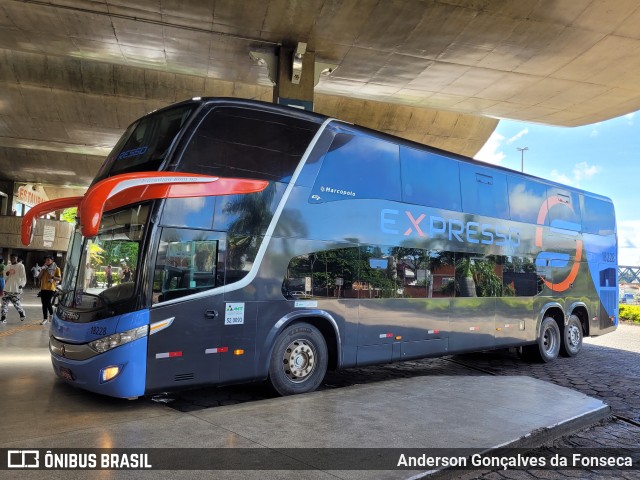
[{"left": 39, "top": 255, "right": 61, "bottom": 325}]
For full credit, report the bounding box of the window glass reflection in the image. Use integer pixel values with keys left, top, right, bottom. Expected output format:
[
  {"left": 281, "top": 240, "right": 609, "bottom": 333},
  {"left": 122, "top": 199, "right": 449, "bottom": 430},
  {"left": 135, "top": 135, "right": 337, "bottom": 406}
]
[
  {"left": 504, "top": 256, "right": 544, "bottom": 296},
  {"left": 582, "top": 195, "right": 615, "bottom": 235},
  {"left": 547, "top": 187, "right": 581, "bottom": 230},
  {"left": 460, "top": 164, "right": 509, "bottom": 218},
  {"left": 508, "top": 176, "right": 548, "bottom": 224},
  {"left": 401, "top": 147, "right": 461, "bottom": 211},
  {"left": 162, "top": 197, "right": 215, "bottom": 229},
  {"left": 284, "top": 248, "right": 544, "bottom": 300},
  {"left": 311, "top": 132, "right": 401, "bottom": 203},
  {"left": 152, "top": 228, "right": 223, "bottom": 304}
]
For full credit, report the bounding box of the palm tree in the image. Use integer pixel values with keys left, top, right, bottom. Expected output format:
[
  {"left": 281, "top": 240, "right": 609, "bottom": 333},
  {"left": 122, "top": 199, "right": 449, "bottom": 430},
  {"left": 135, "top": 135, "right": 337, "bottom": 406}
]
[{"left": 457, "top": 256, "right": 477, "bottom": 297}]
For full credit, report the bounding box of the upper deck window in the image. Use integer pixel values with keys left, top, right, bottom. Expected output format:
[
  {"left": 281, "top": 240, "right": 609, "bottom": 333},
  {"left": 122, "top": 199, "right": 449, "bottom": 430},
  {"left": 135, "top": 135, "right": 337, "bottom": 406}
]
[
  {"left": 547, "top": 187, "right": 581, "bottom": 231},
  {"left": 507, "top": 176, "right": 548, "bottom": 225},
  {"left": 177, "top": 107, "right": 319, "bottom": 182},
  {"left": 460, "top": 163, "right": 509, "bottom": 218},
  {"left": 310, "top": 132, "right": 401, "bottom": 203},
  {"left": 400, "top": 147, "right": 461, "bottom": 211},
  {"left": 95, "top": 105, "right": 195, "bottom": 183},
  {"left": 583, "top": 195, "right": 616, "bottom": 235}
]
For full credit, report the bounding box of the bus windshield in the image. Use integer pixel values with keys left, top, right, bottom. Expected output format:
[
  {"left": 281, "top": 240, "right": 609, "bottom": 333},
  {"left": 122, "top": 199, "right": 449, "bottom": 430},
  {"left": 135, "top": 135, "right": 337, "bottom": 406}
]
[
  {"left": 93, "top": 104, "right": 196, "bottom": 184},
  {"left": 59, "top": 204, "right": 150, "bottom": 315}
]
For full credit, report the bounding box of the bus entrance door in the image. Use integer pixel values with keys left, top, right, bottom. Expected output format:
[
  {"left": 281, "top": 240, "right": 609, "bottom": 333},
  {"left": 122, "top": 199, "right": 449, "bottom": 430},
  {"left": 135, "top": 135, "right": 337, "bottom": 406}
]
[{"left": 146, "top": 298, "right": 222, "bottom": 392}]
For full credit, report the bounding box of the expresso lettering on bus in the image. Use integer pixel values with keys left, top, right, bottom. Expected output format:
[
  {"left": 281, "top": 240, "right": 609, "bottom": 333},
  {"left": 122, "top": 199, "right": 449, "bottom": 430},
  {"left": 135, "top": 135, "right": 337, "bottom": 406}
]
[{"left": 380, "top": 209, "right": 520, "bottom": 247}]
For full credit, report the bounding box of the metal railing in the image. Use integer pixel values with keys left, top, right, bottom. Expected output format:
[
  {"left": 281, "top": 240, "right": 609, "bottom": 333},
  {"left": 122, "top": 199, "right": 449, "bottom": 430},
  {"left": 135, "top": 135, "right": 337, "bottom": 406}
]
[{"left": 619, "top": 266, "right": 640, "bottom": 284}]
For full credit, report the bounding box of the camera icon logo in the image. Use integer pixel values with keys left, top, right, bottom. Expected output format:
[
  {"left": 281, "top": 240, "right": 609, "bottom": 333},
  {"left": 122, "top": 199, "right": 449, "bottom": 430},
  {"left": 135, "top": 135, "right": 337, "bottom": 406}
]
[{"left": 7, "top": 450, "right": 39, "bottom": 468}]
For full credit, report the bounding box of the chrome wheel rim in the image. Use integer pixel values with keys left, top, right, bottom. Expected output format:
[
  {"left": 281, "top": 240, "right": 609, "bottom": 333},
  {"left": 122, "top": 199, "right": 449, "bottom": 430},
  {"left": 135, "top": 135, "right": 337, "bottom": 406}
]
[
  {"left": 542, "top": 326, "right": 557, "bottom": 354},
  {"left": 567, "top": 324, "right": 581, "bottom": 348},
  {"left": 282, "top": 339, "right": 316, "bottom": 383}
]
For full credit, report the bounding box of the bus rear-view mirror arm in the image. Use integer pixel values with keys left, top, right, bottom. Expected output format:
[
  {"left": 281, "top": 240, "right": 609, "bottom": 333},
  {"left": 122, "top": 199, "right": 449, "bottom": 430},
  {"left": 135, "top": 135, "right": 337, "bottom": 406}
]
[
  {"left": 20, "top": 196, "right": 84, "bottom": 246},
  {"left": 79, "top": 172, "right": 269, "bottom": 238}
]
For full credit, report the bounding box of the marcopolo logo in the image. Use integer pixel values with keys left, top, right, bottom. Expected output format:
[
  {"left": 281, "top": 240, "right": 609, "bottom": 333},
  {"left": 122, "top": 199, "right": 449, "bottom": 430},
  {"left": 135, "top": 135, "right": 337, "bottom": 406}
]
[{"left": 8, "top": 450, "right": 39, "bottom": 468}]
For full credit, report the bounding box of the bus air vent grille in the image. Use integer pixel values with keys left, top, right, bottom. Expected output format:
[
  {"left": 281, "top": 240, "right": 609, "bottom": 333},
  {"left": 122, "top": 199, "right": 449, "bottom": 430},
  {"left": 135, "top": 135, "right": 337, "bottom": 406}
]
[{"left": 174, "top": 373, "right": 194, "bottom": 382}]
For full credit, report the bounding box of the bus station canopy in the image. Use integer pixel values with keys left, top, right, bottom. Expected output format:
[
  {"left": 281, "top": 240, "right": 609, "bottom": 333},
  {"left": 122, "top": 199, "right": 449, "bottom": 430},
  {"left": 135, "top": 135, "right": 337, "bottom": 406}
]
[{"left": 1, "top": 1, "right": 640, "bottom": 194}]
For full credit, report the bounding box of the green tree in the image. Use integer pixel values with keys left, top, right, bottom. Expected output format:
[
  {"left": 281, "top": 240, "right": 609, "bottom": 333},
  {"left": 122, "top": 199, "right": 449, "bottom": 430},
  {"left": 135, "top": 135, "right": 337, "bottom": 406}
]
[{"left": 61, "top": 207, "right": 77, "bottom": 224}]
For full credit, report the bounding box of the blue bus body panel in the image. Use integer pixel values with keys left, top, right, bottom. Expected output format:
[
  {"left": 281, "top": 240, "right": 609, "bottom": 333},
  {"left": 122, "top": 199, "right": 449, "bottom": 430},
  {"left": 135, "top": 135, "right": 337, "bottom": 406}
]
[
  {"left": 583, "top": 233, "right": 619, "bottom": 330},
  {"left": 51, "top": 309, "right": 149, "bottom": 343},
  {"left": 49, "top": 310, "right": 149, "bottom": 398}
]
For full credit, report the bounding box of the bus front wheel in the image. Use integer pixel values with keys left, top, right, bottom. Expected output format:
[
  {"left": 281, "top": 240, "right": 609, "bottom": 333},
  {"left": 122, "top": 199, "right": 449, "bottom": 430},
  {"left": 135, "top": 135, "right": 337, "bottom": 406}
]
[
  {"left": 523, "top": 317, "right": 561, "bottom": 363},
  {"left": 560, "top": 315, "right": 583, "bottom": 357},
  {"left": 268, "top": 322, "right": 328, "bottom": 396}
]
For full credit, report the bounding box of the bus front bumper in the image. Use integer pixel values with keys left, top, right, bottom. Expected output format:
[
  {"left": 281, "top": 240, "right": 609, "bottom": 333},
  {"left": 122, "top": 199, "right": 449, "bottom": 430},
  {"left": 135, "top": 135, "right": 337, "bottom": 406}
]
[{"left": 50, "top": 336, "right": 148, "bottom": 399}]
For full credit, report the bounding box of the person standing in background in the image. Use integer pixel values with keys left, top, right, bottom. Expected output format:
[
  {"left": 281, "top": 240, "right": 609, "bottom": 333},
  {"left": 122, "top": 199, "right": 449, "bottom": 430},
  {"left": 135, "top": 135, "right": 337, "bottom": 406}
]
[
  {"left": 1, "top": 254, "right": 27, "bottom": 323},
  {"left": 31, "top": 262, "right": 41, "bottom": 288},
  {"left": 84, "top": 264, "right": 94, "bottom": 290},
  {"left": 38, "top": 255, "right": 61, "bottom": 325},
  {"left": 120, "top": 265, "right": 131, "bottom": 282},
  {"left": 106, "top": 264, "right": 113, "bottom": 288}
]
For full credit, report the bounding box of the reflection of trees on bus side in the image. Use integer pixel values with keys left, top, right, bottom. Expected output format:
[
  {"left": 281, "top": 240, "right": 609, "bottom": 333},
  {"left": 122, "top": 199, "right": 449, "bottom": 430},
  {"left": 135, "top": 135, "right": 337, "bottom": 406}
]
[
  {"left": 285, "top": 246, "right": 542, "bottom": 300},
  {"left": 223, "top": 183, "right": 277, "bottom": 273},
  {"left": 314, "top": 248, "right": 360, "bottom": 296},
  {"left": 194, "top": 238, "right": 215, "bottom": 272}
]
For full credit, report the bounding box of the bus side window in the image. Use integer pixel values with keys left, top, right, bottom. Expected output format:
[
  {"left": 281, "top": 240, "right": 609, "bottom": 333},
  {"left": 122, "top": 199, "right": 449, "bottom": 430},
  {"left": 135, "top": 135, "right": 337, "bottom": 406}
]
[
  {"left": 460, "top": 164, "right": 508, "bottom": 218},
  {"left": 547, "top": 187, "right": 581, "bottom": 231},
  {"left": 507, "top": 176, "right": 548, "bottom": 225},
  {"left": 582, "top": 194, "right": 615, "bottom": 235},
  {"left": 152, "top": 228, "right": 222, "bottom": 305},
  {"left": 177, "top": 107, "right": 318, "bottom": 182},
  {"left": 503, "top": 256, "right": 543, "bottom": 296},
  {"left": 310, "top": 132, "right": 401, "bottom": 203},
  {"left": 283, "top": 247, "right": 359, "bottom": 299},
  {"left": 400, "top": 147, "right": 461, "bottom": 211}
]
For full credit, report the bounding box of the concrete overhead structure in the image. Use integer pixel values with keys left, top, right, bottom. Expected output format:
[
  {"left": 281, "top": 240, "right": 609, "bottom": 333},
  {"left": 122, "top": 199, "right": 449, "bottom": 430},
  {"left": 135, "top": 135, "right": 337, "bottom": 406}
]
[{"left": 1, "top": 0, "right": 640, "bottom": 199}]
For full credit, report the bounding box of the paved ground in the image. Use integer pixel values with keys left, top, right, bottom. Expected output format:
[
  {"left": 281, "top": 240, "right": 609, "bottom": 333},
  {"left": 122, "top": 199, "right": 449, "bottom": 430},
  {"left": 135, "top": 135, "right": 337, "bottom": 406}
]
[
  {"left": 3, "top": 290, "right": 638, "bottom": 478},
  {"left": 453, "top": 326, "right": 640, "bottom": 480},
  {"left": 160, "top": 323, "right": 640, "bottom": 479}
]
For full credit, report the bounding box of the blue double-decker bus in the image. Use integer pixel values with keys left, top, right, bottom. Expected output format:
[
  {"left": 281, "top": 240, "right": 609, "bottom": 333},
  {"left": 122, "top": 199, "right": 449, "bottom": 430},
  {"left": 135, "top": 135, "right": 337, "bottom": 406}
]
[{"left": 23, "top": 98, "right": 618, "bottom": 398}]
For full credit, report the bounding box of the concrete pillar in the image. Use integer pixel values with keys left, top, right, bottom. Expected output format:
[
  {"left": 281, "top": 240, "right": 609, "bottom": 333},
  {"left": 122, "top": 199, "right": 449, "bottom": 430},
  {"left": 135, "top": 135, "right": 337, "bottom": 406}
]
[
  {"left": 0, "top": 180, "right": 16, "bottom": 216},
  {"left": 273, "top": 44, "right": 315, "bottom": 111}
]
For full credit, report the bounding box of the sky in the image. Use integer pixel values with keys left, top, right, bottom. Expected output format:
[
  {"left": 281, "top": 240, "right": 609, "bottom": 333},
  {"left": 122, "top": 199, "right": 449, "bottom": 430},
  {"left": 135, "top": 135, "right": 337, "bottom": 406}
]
[{"left": 473, "top": 111, "right": 640, "bottom": 266}]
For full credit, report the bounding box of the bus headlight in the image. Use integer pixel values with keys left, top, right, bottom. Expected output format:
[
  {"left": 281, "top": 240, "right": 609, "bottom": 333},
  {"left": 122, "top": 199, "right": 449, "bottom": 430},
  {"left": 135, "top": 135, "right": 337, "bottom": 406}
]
[{"left": 88, "top": 325, "right": 149, "bottom": 354}]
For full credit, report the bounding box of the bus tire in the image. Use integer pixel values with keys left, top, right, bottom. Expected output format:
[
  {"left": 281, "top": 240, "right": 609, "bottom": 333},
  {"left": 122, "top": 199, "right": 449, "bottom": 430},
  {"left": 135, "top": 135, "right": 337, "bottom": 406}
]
[
  {"left": 523, "top": 317, "right": 561, "bottom": 363},
  {"left": 560, "top": 315, "right": 583, "bottom": 357},
  {"left": 268, "top": 322, "right": 328, "bottom": 396}
]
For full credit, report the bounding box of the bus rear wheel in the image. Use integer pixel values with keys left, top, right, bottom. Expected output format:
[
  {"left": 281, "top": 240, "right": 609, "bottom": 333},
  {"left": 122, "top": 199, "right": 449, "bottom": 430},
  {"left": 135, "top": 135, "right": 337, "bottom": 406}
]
[
  {"left": 560, "top": 315, "right": 583, "bottom": 357},
  {"left": 522, "top": 317, "right": 561, "bottom": 363},
  {"left": 268, "top": 322, "right": 328, "bottom": 396}
]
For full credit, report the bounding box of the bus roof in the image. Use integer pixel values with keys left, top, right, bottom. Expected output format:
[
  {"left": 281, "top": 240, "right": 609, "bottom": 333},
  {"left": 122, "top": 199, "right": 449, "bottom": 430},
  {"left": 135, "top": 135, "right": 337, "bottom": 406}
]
[{"left": 144, "top": 97, "right": 612, "bottom": 203}]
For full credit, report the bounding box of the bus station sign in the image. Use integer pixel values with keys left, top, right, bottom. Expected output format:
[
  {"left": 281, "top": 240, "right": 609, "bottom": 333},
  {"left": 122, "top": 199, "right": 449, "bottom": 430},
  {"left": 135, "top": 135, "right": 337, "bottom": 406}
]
[{"left": 17, "top": 184, "right": 48, "bottom": 206}]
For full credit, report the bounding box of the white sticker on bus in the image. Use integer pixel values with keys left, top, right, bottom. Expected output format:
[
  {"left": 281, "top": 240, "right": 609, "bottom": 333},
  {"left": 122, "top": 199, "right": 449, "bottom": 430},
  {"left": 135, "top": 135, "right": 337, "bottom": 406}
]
[
  {"left": 294, "top": 300, "right": 318, "bottom": 308},
  {"left": 225, "top": 303, "right": 245, "bottom": 325}
]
